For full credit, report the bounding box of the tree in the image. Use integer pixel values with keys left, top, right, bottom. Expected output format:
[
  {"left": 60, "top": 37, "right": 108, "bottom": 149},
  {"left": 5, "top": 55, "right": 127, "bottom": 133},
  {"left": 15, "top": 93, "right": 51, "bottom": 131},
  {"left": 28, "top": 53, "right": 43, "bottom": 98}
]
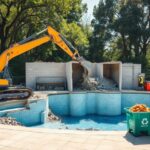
[
  {"left": 60, "top": 20, "right": 89, "bottom": 59},
  {"left": 103, "top": 37, "right": 122, "bottom": 61},
  {"left": 0, "top": 0, "right": 86, "bottom": 52},
  {"left": 66, "top": 0, "right": 87, "bottom": 23},
  {"left": 88, "top": 0, "right": 150, "bottom": 64},
  {"left": 89, "top": 0, "right": 117, "bottom": 62},
  {"left": 113, "top": 0, "right": 150, "bottom": 63},
  {"left": 0, "top": 0, "right": 47, "bottom": 51}
]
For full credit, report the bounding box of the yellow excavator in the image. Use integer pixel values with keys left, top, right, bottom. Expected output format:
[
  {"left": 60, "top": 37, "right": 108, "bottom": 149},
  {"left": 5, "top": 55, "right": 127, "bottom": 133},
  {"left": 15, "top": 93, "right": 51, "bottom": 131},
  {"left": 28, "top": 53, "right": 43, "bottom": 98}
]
[{"left": 0, "top": 26, "right": 81, "bottom": 101}]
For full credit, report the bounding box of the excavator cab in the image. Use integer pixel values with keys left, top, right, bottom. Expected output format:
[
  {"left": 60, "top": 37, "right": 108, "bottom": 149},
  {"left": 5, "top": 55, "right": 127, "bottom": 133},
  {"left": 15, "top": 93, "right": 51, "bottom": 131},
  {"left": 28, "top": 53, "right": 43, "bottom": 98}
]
[
  {"left": 0, "top": 69, "right": 9, "bottom": 89},
  {"left": 0, "top": 79, "right": 9, "bottom": 89}
]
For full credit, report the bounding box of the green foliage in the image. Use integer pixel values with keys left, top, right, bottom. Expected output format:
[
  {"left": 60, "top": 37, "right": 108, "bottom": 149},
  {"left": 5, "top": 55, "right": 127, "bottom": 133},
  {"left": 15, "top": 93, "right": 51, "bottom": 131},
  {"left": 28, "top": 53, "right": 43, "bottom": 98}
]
[
  {"left": 113, "top": 0, "right": 150, "bottom": 63},
  {"left": 103, "top": 38, "right": 122, "bottom": 61},
  {"left": 89, "top": 0, "right": 117, "bottom": 62},
  {"left": 90, "top": 0, "right": 150, "bottom": 67},
  {"left": 60, "top": 20, "right": 89, "bottom": 57}
]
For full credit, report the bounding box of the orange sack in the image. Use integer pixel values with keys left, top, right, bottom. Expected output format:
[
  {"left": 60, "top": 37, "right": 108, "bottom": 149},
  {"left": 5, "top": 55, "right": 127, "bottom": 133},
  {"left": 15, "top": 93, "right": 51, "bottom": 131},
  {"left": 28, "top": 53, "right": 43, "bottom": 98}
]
[{"left": 130, "top": 104, "right": 150, "bottom": 112}]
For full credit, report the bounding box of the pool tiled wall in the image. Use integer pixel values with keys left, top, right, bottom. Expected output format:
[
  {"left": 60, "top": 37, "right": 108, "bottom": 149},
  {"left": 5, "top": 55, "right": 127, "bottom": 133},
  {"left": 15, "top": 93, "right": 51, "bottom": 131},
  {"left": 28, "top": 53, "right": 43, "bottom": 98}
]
[
  {"left": 49, "top": 93, "right": 150, "bottom": 116},
  {"left": 0, "top": 99, "right": 48, "bottom": 126},
  {"left": 49, "top": 93, "right": 121, "bottom": 116},
  {"left": 86, "top": 93, "right": 96, "bottom": 114},
  {"left": 70, "top": 94, "right": 87, "bottom": 116},
  {"left": 49, "top": 95, "right": 69, "bottom": 115},
  {"left": 96, "top": 94, "right": 121, "bottom": 115},
  {"left": 121, "top": 94, "right": 150, "bottom": 113}
]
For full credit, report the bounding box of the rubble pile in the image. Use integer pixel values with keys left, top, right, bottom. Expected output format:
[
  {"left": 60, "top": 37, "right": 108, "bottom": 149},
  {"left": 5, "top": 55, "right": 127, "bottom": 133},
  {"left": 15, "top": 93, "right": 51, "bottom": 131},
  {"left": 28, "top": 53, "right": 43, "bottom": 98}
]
[
  {"left": 78, "top": 77, "right": 99, "bottom": 90},
  {"left": 29, "top": 93, "right": 47, "bottom": 100},
  {"left": 76, "top": 60, "right": 119, "bottom": 91},
  {"left": 48, "top": 112, "right": 60, "bottom": 121},
  {"left": 97, "top": 77, "right": 118, "bottom": 90},
  {"left": 75, "top": 76, "right": 118, "bottom": 91},
  {"left": 0, "top": 117, "right": 23, "bottom": 126}
]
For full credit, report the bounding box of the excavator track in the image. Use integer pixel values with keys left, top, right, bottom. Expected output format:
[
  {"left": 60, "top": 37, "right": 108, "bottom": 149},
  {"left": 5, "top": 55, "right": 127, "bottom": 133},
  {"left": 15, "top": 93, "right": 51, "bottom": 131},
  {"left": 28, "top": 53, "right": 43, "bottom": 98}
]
[{"left": 0, "top": 88, "right": 32, "bottom": 101}]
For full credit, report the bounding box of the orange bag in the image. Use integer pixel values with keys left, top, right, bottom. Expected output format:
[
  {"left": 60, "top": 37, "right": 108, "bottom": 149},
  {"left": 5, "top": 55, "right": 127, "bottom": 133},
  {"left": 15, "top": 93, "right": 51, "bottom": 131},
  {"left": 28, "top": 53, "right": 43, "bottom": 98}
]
[{"left": 130, "top": 104, "right": 150, "bottom": 112}]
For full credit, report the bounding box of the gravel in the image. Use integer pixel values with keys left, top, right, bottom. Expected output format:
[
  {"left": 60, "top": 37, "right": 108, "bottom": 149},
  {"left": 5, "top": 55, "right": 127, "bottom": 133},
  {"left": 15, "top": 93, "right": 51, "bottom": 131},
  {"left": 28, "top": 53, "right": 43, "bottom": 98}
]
[
  {"left": 0, "top": 117, "right": 23, "bottom": 126},
  {"left": 48, "top": 112, "right": 60, "bottom": 122},
  {"left": 75, "top": 76, "right": 118, "bottom": 91}
]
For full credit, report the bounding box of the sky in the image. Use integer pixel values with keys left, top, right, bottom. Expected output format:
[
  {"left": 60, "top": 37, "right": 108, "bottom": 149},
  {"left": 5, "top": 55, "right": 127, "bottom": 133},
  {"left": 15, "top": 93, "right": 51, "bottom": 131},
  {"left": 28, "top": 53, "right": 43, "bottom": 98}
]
[{"left": 82, "top": 0, "right": 99, "bottom": 23}]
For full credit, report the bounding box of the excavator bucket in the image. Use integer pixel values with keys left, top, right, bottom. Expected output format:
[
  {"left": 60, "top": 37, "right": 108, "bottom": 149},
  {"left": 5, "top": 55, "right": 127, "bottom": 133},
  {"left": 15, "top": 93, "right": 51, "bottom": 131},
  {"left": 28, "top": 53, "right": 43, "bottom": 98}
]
[{"left": 77, "top": 57, "right": 91, "bottom": 76}]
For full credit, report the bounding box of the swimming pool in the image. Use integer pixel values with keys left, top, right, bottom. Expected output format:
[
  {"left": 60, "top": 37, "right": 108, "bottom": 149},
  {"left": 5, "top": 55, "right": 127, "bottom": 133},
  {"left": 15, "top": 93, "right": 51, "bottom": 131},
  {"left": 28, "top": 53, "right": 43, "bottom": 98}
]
[
  {"left": 46, "top": 92, "right": 150, "bottom": 130},
  {"left": 0, "top": 91, "right": 150, "bottom": 130}
]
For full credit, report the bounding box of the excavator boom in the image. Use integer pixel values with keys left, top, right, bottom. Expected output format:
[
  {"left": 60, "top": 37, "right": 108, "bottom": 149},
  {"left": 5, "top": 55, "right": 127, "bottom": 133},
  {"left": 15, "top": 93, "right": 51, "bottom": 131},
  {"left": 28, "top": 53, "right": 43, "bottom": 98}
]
[
  {"left": 0, "top": 26, "right": 81, "bottom": 101},
  {"left": 0, "top": 26, "right": 80, "bottom": 73}
]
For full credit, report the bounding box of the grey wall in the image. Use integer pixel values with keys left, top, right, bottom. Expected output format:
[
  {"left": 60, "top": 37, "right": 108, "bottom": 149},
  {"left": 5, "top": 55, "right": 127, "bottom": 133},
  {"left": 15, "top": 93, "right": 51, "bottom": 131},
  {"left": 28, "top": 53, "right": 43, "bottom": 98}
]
[
  {"left": 122, "top": 64, "right": 141, "bottom": 89},
  {"left": 96, "top": 63, "right": 103, "bottom": 78},
  {"left": 26, "top": 62, "right": 66, "bottom": 89},
  {"left": 66, "top": 62, "right": 73, "bottom": 91}
]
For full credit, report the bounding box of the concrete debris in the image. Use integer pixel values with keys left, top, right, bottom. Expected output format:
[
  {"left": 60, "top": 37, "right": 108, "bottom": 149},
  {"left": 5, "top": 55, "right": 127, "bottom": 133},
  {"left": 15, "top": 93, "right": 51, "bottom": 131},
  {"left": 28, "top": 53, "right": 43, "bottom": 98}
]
[
  {"left": 80, "top": 77, "right": 98, "bottom": 90},
  {"left": 76, "top": 128, "right": 100, "bottom": 131},
  {"left": 48, "top": 112, "right": 60, "bottom": 122},
  {"left": 98, "top": 77, "right": 118, "bottom": 90},
  {"left": 31, "top": 95, "right": 41, "bottom": 99},
  {"left": 29, "top": 93, "right": 47, "bottom": 100},
  {"left": 75, "top": 59, "right": 119, "bottom": 91},
  {"left": 0, "top": 117, "right": 23, "bottom": 126},
  {"left": 75, "top": 76, "right": 118, "bottom": 91}
]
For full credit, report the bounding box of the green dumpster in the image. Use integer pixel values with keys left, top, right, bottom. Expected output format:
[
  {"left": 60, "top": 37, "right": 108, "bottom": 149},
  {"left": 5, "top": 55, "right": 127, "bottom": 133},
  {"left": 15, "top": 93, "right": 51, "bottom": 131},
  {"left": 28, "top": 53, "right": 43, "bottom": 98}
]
[{"left": 125, "top": 108, "right": 150, "bottom": 136}]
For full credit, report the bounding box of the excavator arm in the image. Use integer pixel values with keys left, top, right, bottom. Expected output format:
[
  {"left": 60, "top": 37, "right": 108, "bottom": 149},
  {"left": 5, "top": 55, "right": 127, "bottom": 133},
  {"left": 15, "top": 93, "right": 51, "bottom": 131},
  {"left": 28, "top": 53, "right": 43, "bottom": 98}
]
[
  {"left": 0, "top": 26, "right": 80, "bottom": 73},
  {"left": 0, "top": 26, "right": 81, "bottom": 100}
]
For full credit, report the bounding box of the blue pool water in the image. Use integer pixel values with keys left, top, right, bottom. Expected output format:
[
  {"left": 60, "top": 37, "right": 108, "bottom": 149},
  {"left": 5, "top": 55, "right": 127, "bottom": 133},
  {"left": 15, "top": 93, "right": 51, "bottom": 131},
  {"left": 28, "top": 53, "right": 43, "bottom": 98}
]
[{"left": 34, "top": 115, "right": 127, "bottom": 130}]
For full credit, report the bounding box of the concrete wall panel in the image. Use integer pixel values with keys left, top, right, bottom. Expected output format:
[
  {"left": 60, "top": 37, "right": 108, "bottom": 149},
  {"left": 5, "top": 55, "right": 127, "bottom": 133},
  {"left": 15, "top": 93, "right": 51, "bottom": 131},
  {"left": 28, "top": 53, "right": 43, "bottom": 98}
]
[
  {"left": 122, "top": 64, "right": 141, "bottom": 89},
  {"left": 66, "top": 62, "right": 72, "bottom": 91},
  {"left": 26, "top": 62, "right": 66, "bottom": 89}
]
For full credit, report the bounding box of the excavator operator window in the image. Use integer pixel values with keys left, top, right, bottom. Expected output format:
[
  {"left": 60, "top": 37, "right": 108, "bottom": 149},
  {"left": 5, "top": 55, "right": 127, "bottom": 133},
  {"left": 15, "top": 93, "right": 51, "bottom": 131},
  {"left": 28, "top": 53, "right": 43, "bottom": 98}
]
[
  {"left": 0, "top": 72, "right": 3, "bottom": 78},
  {"left": 3, "top": 67, "right": 13, "bottom": 85}
]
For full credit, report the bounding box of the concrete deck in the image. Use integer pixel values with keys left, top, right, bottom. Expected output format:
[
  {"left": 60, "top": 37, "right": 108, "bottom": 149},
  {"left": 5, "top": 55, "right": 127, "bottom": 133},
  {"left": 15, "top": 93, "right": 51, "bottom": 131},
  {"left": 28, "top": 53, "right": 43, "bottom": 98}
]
[{"left": 0, "top": 125, "right": 149, "bottom": 150}]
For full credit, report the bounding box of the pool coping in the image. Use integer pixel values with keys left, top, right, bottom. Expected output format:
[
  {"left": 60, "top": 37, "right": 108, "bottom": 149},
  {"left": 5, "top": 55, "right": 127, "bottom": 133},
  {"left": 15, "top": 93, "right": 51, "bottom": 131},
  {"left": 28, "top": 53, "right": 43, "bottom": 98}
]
[{"left": 41, "top": 90, "right": 150, "bottom": 96}]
